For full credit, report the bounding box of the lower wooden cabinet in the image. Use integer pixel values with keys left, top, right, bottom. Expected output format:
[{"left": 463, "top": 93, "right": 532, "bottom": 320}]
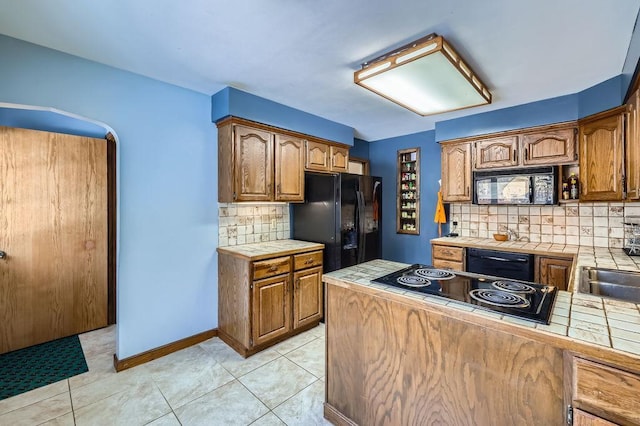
[
  {"left": 568, "top": 356, "right": 640, "bottom": 425},
  {"left": 535, "top": 255, "right": 573, "bottom": 290},
  {"left": 218, "top": 248, "right": 323, "bottom": 357},
  {"left": 431, "top": 243, "right": 465, "bottom": 271}
]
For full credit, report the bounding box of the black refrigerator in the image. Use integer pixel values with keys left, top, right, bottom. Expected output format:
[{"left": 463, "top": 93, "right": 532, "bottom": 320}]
[{"left": 292, "top": 172, "right": 382, "bottom": 273}]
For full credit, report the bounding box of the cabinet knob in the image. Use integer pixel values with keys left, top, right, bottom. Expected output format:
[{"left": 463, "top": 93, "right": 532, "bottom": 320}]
[{"left": 0, "top": 250, "right": 6, "bottom": 259}]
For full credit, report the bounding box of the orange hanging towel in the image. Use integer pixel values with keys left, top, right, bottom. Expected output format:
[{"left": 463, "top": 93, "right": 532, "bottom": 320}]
[{"left": 434, "top": 190, "right": 447, "bottom": 237}]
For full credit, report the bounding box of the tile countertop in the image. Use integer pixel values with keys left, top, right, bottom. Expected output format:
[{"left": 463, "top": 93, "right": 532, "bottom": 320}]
[
  {"left": 216, "top": 239, "right": 324, "bottom": 261},
  {"left": 322, "top": 259, "right": 640, "bottom": 361}
]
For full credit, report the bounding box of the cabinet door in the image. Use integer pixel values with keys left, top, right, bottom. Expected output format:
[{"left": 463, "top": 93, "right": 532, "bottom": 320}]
[
  {"left": 293, "top": 266, "right": 323, "bottom": 329},
  {"left": 521, "top": 127, "right": 577, "bottom": 165},
  {"left": 535, "top": 256, "right": 572, "bottom": 291},
  {"left": 252, "top": 274, "right": 291, "bottom": 347},
  {"left": 573, "top": 409, "right": 618, "bottom": 426},
  {"left": 474, "top": 136, "right": 519, "bottom": 169},
  {"left": 330, "top": 145, "right": 349, "bottom": 172},
  {"left": 275, "top": 134, "right": 304, "bottom": 202},
  {"left": 305, "top": 140, "right": 330, "bottom": 171},
  {"left": 627, "top": 90, "right": 640, "bottom": 200},
  {"left": 441, "top": 143, "right": 471, "bottom": 202},
  {"left": 234, "top": 125, "right": 274, "bottom": 201},
  {"left": 579, "top": 112, "right": 625, "bottom": 201}
]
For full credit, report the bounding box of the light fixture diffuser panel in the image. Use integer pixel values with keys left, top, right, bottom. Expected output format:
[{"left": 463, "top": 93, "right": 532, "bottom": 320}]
[{"left": 355, "top": 35, "right": 490, "bottom": 116}]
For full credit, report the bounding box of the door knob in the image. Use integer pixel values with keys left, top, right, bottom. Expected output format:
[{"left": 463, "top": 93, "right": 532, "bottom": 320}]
[{"left": 0, "top": 251, "right": 6, "bottom": 259}]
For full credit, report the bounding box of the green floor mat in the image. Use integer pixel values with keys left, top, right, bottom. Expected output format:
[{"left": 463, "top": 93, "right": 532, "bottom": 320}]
[{"left": 0, "top": 335, "right": 88, "bottom": 401}]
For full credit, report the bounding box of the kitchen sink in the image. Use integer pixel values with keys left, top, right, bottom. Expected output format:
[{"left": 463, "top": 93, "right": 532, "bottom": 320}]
[{"left": 578, "top": 267, "right": 640, "bottom": 303}]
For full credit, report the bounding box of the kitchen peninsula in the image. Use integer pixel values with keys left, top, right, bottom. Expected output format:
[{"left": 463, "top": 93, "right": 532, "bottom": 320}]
[{"left": 322, "top": 257, "right": 640, "bottom": 425}]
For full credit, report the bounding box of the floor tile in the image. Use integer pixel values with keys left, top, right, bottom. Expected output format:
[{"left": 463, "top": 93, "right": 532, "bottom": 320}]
[
  {"left": 250, "top": 412, "right": 286, "bottom": 425},
  {"left": 68, "top": 351, "right": 117, "bottom": 390},
  {"left": 74, "top": 381, "right": 170, "bottom": 426},
  {"left": 0, "top": 379, "right": 68, "bottom": 415},
  {"left": 0, "top": 391, "right": 72, "bottom": 426},
  {"left": 273, "top": 380, "right": 331, "bottom": 425},
  {"left": 174, "top": 380, "right": 268, "bottom": 426},
  {"left": 146, "top": 412, "right": 182, "bottom": 426},
  {"left": 271, "top": 330, "right": 318, "bottom": 355},
  {"left": 70, "top": 367, "right": 149, "bottom": 409},
  {"left": 199, "top": 338, "right": 281, "bottom": 377},
  {"left": 143, "top": 345, "right": 234, "bottom": 409},
  {"left": 285, "top": 337, "right": 325, "bottom": 378},
  {"left": 40, "top": 412, "right": 75, "bottom": 425},
  {"left": 239, "top": 357, "right": 317, "bottom": 409}
]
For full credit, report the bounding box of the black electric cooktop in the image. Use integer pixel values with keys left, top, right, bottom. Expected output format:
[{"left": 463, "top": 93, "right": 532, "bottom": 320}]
[{"left": 371, "top": 264, "right": 557, "bottom": 324}]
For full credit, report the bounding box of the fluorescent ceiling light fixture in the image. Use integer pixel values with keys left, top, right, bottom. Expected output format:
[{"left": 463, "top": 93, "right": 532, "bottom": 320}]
[{"left": 354, "top": 34, "right": 491, "bottom": 116}]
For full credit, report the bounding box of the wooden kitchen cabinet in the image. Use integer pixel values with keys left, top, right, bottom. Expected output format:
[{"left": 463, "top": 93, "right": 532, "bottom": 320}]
[
  {"left": 218, "top": 246, "right": 323, "bottom": 357},
  {"left": 431, "top": 243, "right": 465, "bottom": 271},
  {"left": 274, "top": 134, "right": 304, "bottom": 201},
  {"left": 521, "top": 127, "right": 577, "bottom": 166},
  {"left": 627, "top": 88, "right": 640, "bottom": 200},
  {"left": 535, "top": 255, "right": 573, "bottom": 291},
  {"left": 567, "top": 356, "right": 640, "bottom": 425},
  {"left": 440, "top": 142, "right": 472, "bottom": 202},
  {"left": 218, "top": 117, "right": 304, "bottom": 202},
  {"left": 305, "top": 140, "right": 349, "bottom": 173},
  {"left": 578, "top": 107, "right": 626, "bottom": 201},
  {"left": 474, "top": 135, "right": 519, "bottom": 169}
]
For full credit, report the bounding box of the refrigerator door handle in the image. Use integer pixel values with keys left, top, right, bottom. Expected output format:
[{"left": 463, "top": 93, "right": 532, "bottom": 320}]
[{"left": 357, "top": 191, "right": 366, "bottom": 263}]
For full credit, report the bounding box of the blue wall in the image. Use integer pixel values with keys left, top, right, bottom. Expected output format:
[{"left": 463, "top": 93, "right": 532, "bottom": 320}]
[
  {"left": 369, "top": 130, "right": 439, "bottom": 264},
  {"left": 0, "top": 35, "right": 218, "bottom": 359},
  {"left": 350, "top": 138, "right": 370, "bottom": 159},
  {"left": 211, "top": 87, "right": 354, "bottom": 145}
]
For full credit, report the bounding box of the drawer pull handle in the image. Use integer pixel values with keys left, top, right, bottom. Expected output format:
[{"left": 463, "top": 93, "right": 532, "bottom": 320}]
[
  {"left": 268, "top": 266, "right": 278, "bottom": 272},
  {"left": 305, "top": 259, "right": 314, "bottom": 264}
]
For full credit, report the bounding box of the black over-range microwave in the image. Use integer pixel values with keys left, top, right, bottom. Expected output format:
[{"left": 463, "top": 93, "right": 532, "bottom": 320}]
[{"left": 473, "top": 166, "right": 558, "bottom": 205}]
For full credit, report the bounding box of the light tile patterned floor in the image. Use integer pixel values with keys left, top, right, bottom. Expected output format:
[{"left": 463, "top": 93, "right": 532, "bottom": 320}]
[{"left": 0, "top": 324, "right": 330, "bottom": 426}]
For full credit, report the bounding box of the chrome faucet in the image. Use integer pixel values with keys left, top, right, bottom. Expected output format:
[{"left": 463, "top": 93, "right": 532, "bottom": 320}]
[{"left": 506, "top": 229, "right": 518, "bottom": 241}]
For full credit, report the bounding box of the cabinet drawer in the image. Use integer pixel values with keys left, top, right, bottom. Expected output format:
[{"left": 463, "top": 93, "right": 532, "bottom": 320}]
[
  {"left": 293, "top": 250, "right": 323, "bottom": 270},
  {"left": 432, "top": 244, "right": 464, "bottom": 262},
  {"left": 573, "top": 358, "right": 640, "bottom": 425},
  {"left": 433, "top": 259, "right": 464, "bottom": 271},
  {"left": 253, "top": 256, "right": 291, "bottom": 280}
]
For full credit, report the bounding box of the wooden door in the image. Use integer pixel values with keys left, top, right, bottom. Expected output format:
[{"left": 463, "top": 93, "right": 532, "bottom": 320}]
[
  {"left": 305, "top": 140, "right": 330, "bottom": 171},
  {"left": 0, "top": 126, "right": 107, "bottom": 354},
  {"left": 252, "top": 274, "right": 291, "bottom": 347},
  {"left": 293, "top": 267, "right": 323, "bottom": 329},
  {"left": 579, "top": 109, "right": 625, "bottom": 201},
  {"left": 521, "top": 127, "right": 577, "bottom": 165},
  {"left": 474, "top": 135, "right": 519, "bottom": 169},
  {"left": 627, "top": 89, "right": 640, "bottom": 200},
  {"left": 274, "top": 134, "right": 304, "bottom": 202},
  {"left": 234, "top": 125, "right": 273, "bottom": 201},
  {"left": 535, "top": 256, "right": 572, "bottom": 291},
  {"left": 330, "top": 146, "right": 349, "bottom": 172},
  {"left": 441, "top": 142, "right": 471, "bottom": 202}
]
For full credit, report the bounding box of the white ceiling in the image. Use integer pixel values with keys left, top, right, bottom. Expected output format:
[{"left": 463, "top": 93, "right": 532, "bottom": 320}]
[{"left": 0, "top": 0, "right": 638, "bottom": 141}]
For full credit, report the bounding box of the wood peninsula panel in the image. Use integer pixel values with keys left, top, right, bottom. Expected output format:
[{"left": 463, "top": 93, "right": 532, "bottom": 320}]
[
  {"left": 441, "top": 142, "right": 471, "bottom": 202},
  {"left": 325, "top": 284, "right": 564, "bottom": 425},
  {"left": 218, "top": 253, "right": 251, "bottom": 348}
]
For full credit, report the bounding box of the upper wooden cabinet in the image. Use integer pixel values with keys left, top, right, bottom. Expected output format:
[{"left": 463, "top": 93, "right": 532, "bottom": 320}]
[
  {"left": 305, "top": 140, "right": 349, "bottom": 173},
  {"left": 275, "top": 134, "right": 304, "bottom": 202},
  {"left": 219, "top": 117, "right": 347, "bottom": 202},
  {"left": 578, "top": 107, "right": 625, "bottom": 201},
  {"left": 627, "top": 89, "right": 640, "bottom": 200},
  {"left": 474, "top": 135, "right": 519, "bottom": 169},
  {"left": 521, "top": 127, "right": 577, "bottom": 165},
  {"left": 441, "top": 142, "right": 472, "bottom": 202}
]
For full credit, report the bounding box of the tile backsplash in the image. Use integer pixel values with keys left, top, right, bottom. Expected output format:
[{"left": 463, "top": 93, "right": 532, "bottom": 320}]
[
  {"left": 218, "top": 203, "right": 290, "bottom": 247},
  {"left": 448, "top": 202, "right": 640, "bottom": 248}
]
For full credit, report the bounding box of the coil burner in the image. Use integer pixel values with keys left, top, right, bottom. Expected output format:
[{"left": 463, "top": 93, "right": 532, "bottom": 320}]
[
  {"left": 396, "top": 275, "right": 431, "bottom": 287},
  {"left": 491, "top": 280, "right": 536, "bottom": 294},
  {"left": 469, "top": 289, "right": 531, "bottom": 308},
  {"left": 415, "top": 268, "right": 455, "bottom": 280}
]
